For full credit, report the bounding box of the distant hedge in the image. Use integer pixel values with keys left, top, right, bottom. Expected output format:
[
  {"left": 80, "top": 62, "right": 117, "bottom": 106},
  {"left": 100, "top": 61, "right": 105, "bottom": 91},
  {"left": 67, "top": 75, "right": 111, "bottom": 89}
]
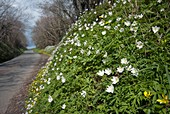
[{"left": 0, "top": 42, "right": 24, "bottom": 63}]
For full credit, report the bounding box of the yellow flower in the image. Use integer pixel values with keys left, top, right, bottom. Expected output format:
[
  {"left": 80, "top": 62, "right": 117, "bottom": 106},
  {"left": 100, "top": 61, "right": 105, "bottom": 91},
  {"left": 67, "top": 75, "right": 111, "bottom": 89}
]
[
  {"left": 157, "top": 94, "right": 169, "bottom": 104},
  {"left": 144, "top": 91, "right": 152, "bottom": 98},
  {"left": 99, "top": 15, "right": 104, "bottom": 18},
  {"left": 105, "top": 21, "right": 110, "bottom": 24}
]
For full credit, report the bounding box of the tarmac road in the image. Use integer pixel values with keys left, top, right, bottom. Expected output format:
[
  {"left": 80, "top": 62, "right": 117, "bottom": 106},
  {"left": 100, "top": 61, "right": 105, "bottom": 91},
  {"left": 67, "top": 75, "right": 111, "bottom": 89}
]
[{"left": 0, "top": 50, "right": 48, "bottom": 114}]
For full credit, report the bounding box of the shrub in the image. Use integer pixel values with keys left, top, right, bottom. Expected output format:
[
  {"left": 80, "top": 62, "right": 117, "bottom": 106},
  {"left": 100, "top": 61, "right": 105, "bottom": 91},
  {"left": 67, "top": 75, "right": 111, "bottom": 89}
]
[
  {"left": 25, "top": 0, "right": 170, "bottom": 113},
  {"left": 44, "top": 46, "right": 56, "bottom": 54}
]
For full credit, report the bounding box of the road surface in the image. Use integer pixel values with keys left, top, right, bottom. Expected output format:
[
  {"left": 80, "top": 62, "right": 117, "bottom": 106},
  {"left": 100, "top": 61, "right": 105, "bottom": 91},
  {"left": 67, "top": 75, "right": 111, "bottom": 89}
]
[{"left": 0, "top": 50, "right": 48, "bottom": 114}]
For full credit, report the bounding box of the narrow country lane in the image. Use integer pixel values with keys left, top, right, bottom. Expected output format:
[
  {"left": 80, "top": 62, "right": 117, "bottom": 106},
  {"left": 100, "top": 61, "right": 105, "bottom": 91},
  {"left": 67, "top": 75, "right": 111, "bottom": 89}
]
[{"left": 0, "top": 50, "right": 48, "bottom": 114}]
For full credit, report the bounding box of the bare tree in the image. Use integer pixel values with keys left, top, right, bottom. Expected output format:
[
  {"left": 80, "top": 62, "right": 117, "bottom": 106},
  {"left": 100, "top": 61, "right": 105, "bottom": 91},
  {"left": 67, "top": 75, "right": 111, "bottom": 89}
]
[
  {"left": 33, "top": 0, "right": 74, "bottom": 48},
  {"left": 72, "top": 0, "right": 104, "bottom": 16},
  {"left": 0, "top": 0, "right": 27, "bottom": 62},
  {"left": 32, "top": 0, "right": 106, "bottom": 49}
]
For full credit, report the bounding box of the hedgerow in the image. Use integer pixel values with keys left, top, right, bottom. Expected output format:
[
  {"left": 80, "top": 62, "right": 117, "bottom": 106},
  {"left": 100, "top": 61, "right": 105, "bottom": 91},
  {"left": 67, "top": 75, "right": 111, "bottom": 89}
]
[{"left": 25, "top": 0, "right": 170, "bottom": 113}]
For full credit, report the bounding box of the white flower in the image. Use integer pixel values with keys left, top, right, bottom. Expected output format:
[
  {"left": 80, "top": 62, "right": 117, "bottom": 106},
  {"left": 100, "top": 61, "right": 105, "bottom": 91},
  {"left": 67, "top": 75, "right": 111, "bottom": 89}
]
[
  {"left": 27, "top": 104, "right": 33, "bottom": 110},
  {"left": 126, "top": 65, "right": 132, "bottom": 71},
  {"left": 86, "top": 27, "right": 89, "bottom": 30},
  {"left": 117, "top": 66, "right": 124, "bottom": 73},
  {"left": 108, "top": 11, "right": 113, "bottom": 16},
  {"left": 116, "top": 17, "right": 121, "bottom": 22},
  {"left": 152, "top": 26, "right": 160, "bottom": 33},
  {"left": 123, "top": 0, "right": 127, "bottom": 4},
  {"left": 73, "top": 56, "right": 77, "bottom": 59},
  {"left": 130, "top": 26, "right": 138, "bottom": 32},
  {"left": 114, "top": 26, "right": 118, "bottom": 30},
  {"left": 106, "top": 84, "right": 114, "bottom": 93},
  {"left": 96, "top": 50, "right": 100, "bottom": 54},
  {"left": 78, "top": 27, "right": 82, "bottom": 31},
  {"left": 93, "top": 21, "right": 97, "bottom": 26},
  {"left": 47, "top": 78, "right": 51, "bottom": 85},
  {"left": 102, "top": 31, "right": 107, "bottom": 35},
  {"left": 81, "top": 90, "right": 86, "bottom": 97},
  {"left": 128, "top": 14, "right": 132, "bottom": 19},
  {"left": 40, "top": 85, "right": 44, "bottom": 90},
  {"left": 103, "top": 52, "right": 107, "bottom": 58},
  {"left": 84, "top": 41, "right": 87, "bottom": 46},
  {"left": 104, "top": 26, "right": 111, "bottom": 30},
  {"left": 87, "top": 50, "right": 91, "bottom": 56},
  {"left": 124, "top": 21, "right": 131, "bottom": 26},
  {"left": 75, "top": 41, "right": 81, "bottom": 46},
  {"left": 132, "top": 21, "right": 137, "bottom": 26},
  {"left": 88, "top": 45, "right": 92, "bottom": 49},
  {"left": 61, "top": 76, "right": 66, "bottom": 83},
  {"left": 136, "top": 41, "right": 144, "bottom": 49},
  {"left": 138, "top": 14, "right": 143, "bottom": 19},
  {"left": 104, "top": 68, "right": 112, "bottom": 75},
  {"left": 80, "top": 49, "right": 84, "bottom": 54},
  {"left": 97, "top": 70, "right": 105, "bottom": 76},
  {"left": 113, "top": 3, "right": 117, "bottom": 8},
  {"left": 54, "top": 63, "right": 57, "bottom": 66},
  {"left": 121, "top": 58, "right": 129, "bottom": 64},
  {"left": 119, "top": 28, "right": 124, "bottom": 32},
  {"left": 134, "top": 27, "right": 138, "bottom": 32},
  {"left": 48, "top": 95, "right": 53, "bottom": 103},
  {"left": 131, "top": 68, "right": 139, "bottom": 76},
  {"left": 62, "top": 104, "right": 66, "bottom": 109},
  {"left": 157, "top": 0, "right": 162, "bottom": 3},
  {"left": 102, "top": 59, "right": 106, "bottom": 64},
  {"left": 160, "top": 8, "right": 164, "bottom": 12},
  {"left": 69, "top": 48, "right": 72, "bottom": 51},
  {"left": 134, "top": 15, "right": 138, "bottom": 19},
  {"left": 56, "top": 76, "right": 60, "bottom": 80},
  {"left": 82, "top": 34, "right": 85, "bottom": 37},
  {"left": 111, "top": 76, "right": 119, "bottom": 84},
  {"left": 108, "top": 20, "right": 112, "bottom": 23},
  {"left": 99, "top": 20, "right": 105, "bottom": 26}
]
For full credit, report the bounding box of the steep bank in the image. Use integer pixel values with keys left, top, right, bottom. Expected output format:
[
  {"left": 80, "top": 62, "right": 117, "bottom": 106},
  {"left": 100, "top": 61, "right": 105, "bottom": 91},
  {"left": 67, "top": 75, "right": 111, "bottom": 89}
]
[{"left": 26, "top": 1, "right": 170, "bottom": 114}]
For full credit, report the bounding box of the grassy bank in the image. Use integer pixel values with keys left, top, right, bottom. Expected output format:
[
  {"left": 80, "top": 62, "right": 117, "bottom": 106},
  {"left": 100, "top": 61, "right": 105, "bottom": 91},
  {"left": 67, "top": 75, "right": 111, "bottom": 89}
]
[{"left": 26, "top": 0, "right": 170, "bottom": 114}]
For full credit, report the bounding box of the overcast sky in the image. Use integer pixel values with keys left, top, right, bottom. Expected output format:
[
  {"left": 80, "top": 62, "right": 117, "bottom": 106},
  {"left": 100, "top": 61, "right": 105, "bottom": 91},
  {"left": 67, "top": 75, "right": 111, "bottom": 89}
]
[{"left": 13, "top": 0, "right": 45, "bottom": 48}]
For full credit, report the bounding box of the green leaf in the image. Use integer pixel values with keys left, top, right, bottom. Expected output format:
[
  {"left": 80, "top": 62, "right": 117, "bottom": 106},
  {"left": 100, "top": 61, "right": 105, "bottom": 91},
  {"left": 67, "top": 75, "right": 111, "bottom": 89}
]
[
  {"left": 143, "top": 109, "right": 151, "bottom": 114},
  {"left": 165, "top": 65, "right": 170, "bottom": 99}
]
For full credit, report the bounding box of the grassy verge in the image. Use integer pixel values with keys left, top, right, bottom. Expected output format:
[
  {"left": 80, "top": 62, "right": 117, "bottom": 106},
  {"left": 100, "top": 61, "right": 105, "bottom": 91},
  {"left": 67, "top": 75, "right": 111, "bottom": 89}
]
[
  {"left": 33, "top": 48, "right": 51, "bottom": 56},
  {"left": 0, "top": 42, "right": 26, "bottom": 63}
]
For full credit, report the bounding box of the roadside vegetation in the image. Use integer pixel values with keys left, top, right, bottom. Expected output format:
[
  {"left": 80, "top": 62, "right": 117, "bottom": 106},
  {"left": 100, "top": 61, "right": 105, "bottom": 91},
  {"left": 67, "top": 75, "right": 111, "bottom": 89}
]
[
  {"left": 0, "top": 0, "right": 27, "bottom": 63},
  {"left": 33, "top": 46, "right": 56, "bottom": 56},
  {"left": 26, "top": 0, "right": 170, "bottom": 114}
]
